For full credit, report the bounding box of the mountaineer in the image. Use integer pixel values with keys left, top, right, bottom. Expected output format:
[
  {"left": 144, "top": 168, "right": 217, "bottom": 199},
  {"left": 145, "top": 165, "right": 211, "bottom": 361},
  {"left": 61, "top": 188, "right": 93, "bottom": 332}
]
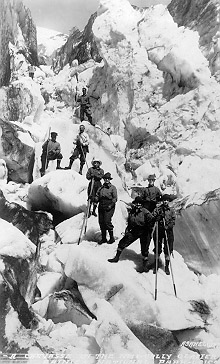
[
  {"left": 152, "top": 194, "right": 176, "bottom": 275},
  {"left": 140, "top": 174, "right": 162, "bottom": 212},
  {"left": 40, "top": 132, "right": 63, "bottom": 176},
  {"left": 77, "top": 87, "right": 99, "bottom": 126},
  {"left": 28, "top": 65, "right": 36, "bottom": 79},
  {"left": 65, "top": 124, "right": 89, "bottom": 175},
  {"left": 86, "top": 158, "right": 104, "bottom": 217},
  {"left": 108, "top": 196, "right": 162, "bottom": 271},
  {"left": 95, "top": 172, "right": 117, "bottom": 245}
]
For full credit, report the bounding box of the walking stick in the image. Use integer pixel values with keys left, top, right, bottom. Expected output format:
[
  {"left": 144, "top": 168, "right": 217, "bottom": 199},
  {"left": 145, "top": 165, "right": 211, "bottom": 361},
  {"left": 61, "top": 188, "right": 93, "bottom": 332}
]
[
  {"left": 163, "top": 218, "right": 177, "bottom": 298},
  {"left": 77, "top": 178, "right": 95, "bottom": 245},
  {"left": 154, "top": 221, "right": 159, "bottom": 301},
  {"left": 45, "top": 127, "right": 51, "bottom": 171},
  {"left": 84, "top": 178, "right": 95, "bottom": 234},
  {"left": 41, "top": 127, "right": 51, "bottom": 175}
]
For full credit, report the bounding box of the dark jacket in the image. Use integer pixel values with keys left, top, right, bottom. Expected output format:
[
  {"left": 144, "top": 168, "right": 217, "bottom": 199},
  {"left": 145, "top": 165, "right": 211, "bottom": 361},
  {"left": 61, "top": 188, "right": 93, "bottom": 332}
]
[
  {"left": 96, "top": 183, "right": 117, "bottom": 211},
  {"left": 77, "top": 94, "right": 91, "bottom": 108},
  {"left": 127, "top": 206, "right": 155, "bottom": 230},
  {"left": 86, "top": 167, "right": 104, "bottom": 181},
  {"left": 140, "top": 185, "right": 162, "bottom": 211},
  {"left": 158, "top": 206, "right": 175, "bottom": 229}
]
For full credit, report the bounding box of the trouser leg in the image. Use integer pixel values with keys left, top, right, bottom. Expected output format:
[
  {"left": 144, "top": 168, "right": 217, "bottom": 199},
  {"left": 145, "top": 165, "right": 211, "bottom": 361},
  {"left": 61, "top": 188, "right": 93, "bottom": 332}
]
[
  {"left": 80, "top": 107, "right": 85, "bottom": 121},
  {"left": 140, "top": 229, "right": 152, "bottom": 273},
  {"left": 108, "top": 231, "right": 138, "bottom": 263},
  {"left": 92, "top": 203, "right": 97, "bottom": 216},
  {"left": 40, "top": 154, "right": 47, "bottom": 175},
  {"left": 79, "top": 149, "right": 87, "bottom": 174},
  {"left": 98, "top": 229, "right": 107, "bottom": 245},
  {"left": 163, "top": 228, "right": 174, "bottom": 256},
  {"left": 56, "top": 159, "right": 61, "bottom": 169},
  {"left": 107, "top": 229, "right": 115, "bottom": 244}
]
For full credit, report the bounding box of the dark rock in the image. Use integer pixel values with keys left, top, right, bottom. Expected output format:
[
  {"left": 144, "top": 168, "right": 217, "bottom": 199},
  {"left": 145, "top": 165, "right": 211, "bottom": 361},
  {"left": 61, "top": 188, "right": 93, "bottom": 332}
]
[
  {"left": 53, "top": 13, "right": 102, "bottom": 73},
  {"left": 0, "top": 0, "right": 38, "bottom": 87},
  {"left": 0, "top": 189, "right": 53, "bottom": 245},
  {"left": 0, "top": 119, "right": 34, "bottom": 183},
  {"left": 129, "top": 323, "right": 179, "bottom": 355},
  {"left": 0, "top": 255, "right": 38, "bottom": 329}
]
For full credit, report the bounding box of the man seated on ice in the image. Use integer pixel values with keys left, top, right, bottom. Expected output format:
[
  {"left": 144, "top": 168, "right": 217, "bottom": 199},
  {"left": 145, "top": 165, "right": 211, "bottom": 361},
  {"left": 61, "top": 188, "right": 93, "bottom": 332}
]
[{"left": 40, "top": 132, "right": 63, "bottom": 176}]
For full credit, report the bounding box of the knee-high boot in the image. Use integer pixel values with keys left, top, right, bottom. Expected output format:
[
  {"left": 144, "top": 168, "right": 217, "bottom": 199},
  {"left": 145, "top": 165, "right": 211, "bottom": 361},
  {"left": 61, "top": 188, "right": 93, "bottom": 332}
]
[
  {"left": 107, "top": 229, "right": 115, "bottom": 244},
  {"left": 142, "top": 256, "right": 151, "bottom": 273},
  {"left": 165, "top": 258, "right": 170, "bottom": 275},
  {"left": 65, "top": 159, "right": 73, "bottom": 170},
  {"left": 56, "top": 159, "right": 61, "bottom": 169},
  {"left": 79, "top": 164, "right": 84, "bottom": 175},
  {"left": 108, "top": 249, "right": 121, "bottom": 263},
  {"left": 98, "top": 229, "right": 107, "bottom": 245},
  {"left": 92, "top": 204, "right": 97, "bottom": 217}
]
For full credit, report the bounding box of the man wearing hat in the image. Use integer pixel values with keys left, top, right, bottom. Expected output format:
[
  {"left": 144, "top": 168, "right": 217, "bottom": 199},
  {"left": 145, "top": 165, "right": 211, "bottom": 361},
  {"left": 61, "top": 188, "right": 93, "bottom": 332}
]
[
  {"left": 108, "top": 196, "right": 159, "bottom": 271},
  {"left": 95, "top": 172, "right": 117, "bottom": 244},
  {"left": 140, "top": 174, "right": 162, "bottom": 212},
  {"left": 66, "top": 124, "right": 89, "bottom": 175},
  {"left": 40, "top": 132, "right": 63, "bottom": 176},
  {"left": 86, "top": 158, "right": 104, "bottom": 217}
]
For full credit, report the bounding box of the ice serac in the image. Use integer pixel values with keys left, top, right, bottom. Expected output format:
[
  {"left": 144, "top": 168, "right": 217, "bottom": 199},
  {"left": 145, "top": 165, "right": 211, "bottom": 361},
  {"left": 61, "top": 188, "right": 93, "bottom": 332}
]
[
  {"left": 168, "top": 0, "right": 220, "bottom": 74},
  {"left": 91, "top": 0, "right": 215, "bottom": 156},
  {"left": 174, "top": 189, "right": 220, "bottom": 275}
]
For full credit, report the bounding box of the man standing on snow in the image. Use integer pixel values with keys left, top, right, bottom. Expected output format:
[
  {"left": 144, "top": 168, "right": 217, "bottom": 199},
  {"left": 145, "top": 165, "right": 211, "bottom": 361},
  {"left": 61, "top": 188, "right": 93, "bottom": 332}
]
[
  {"left": 77, "top": 87, "right": 99, "bottom": 126},
  {"left": 95, "top": 172, "right": 117, "bottom": 245},
  {"left": 28, "top": 64, "right": 36, "bottom": 79},
  {"left": 140, "top": 174, "right": 162, "bottom": 212},
  {"left": 108, "top": 196, "right": 162, "bottom": 272},
  {"left": 86, "top": 158, "right": 105, "bottom": 217},
  {"left": 65, "top": 124, "right": 89, "bottom": 175},
  {"left": 40, "top": 132, "right": 63, "bottom": 176},
  {"left": 152, "top": 194, "right": 176, "bottom": 275},
  {"left": 77, "top": 87, "right": 93, "bottom": 125}
]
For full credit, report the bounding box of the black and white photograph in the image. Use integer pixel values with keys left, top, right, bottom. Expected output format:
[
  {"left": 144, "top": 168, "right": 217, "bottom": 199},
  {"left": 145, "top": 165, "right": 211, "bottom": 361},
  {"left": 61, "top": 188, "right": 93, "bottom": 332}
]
[{"left": 0, "top": 0, "right": 220, "bottom": 363}]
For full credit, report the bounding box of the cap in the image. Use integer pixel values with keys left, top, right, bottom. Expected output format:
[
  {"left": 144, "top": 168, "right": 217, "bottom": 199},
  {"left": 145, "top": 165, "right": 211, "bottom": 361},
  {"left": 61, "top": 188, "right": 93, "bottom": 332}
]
[
  {"left": 51, "top": 132, "right": 58, "bottom": 136},
  {"left": 103, "top": 172, "right": 112, "bottom": 180}
]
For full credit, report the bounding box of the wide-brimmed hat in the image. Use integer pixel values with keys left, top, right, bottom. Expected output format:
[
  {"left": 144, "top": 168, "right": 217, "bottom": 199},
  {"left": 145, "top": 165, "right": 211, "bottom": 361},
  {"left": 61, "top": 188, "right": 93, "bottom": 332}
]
[
  {"left": 132, "top": 196, "right": 144, "bottom": 205},
  {"left": 92, "top": 158, "right": 102, "bottom": 166},
  {"left": 103, "top": 172, "right": 112, "bottom": 180},
  {"left": 162, "top": 194, "right": 177, "bottom": 202},
  {"left": 148, "top": 174, "right": 156, "bottom": 180},
  {"left": 51, "top": 132, "right": 58, "bottom": 136}
]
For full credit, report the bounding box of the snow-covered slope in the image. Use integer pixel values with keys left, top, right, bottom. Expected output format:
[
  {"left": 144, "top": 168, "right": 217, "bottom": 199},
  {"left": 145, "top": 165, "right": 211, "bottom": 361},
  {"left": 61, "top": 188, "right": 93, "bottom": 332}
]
[{"left": 37, "top": 27, "right": 68, "bottom": 64}]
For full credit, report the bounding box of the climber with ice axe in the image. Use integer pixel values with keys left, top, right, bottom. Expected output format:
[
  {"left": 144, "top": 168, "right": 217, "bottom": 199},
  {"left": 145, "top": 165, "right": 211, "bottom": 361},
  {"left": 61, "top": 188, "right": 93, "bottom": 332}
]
[
  {"left": 86, "top": 158, "right": 104, "bottom": 217},
  {"left": 77, "top": 178, "right": 95, "bottom": 245}
]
